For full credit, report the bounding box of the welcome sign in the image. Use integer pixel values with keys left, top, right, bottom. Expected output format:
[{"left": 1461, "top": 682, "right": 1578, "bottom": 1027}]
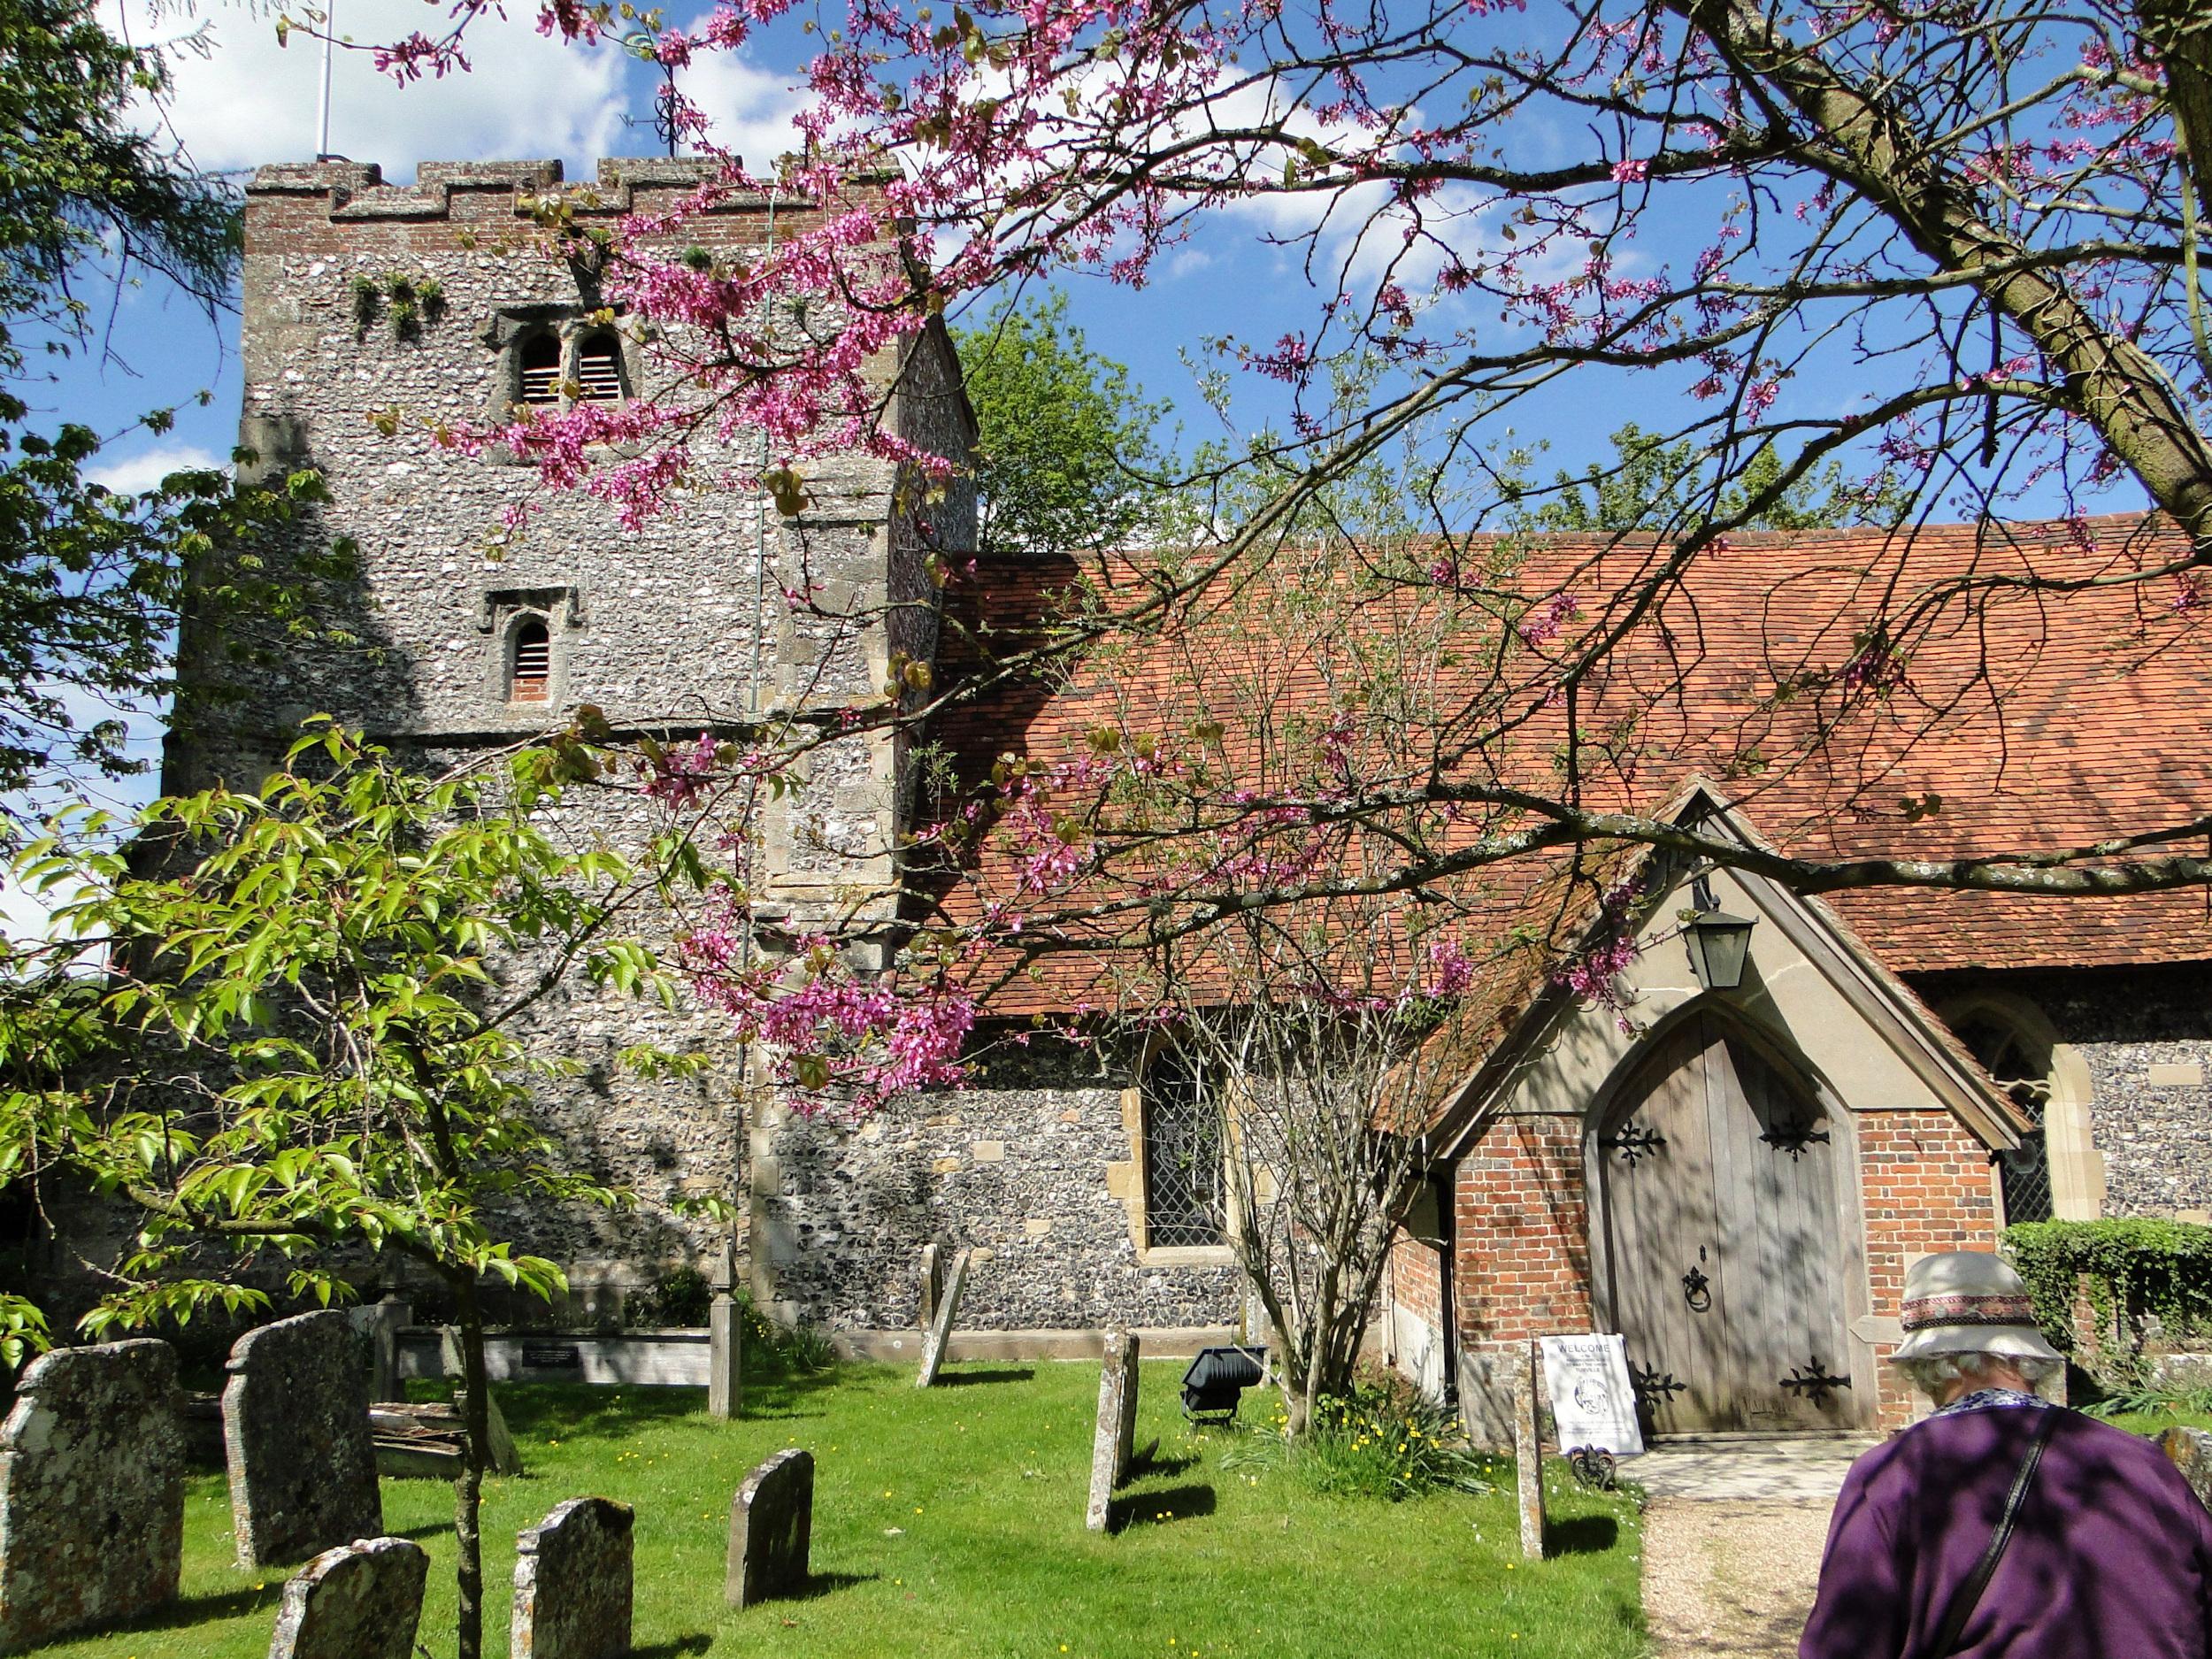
[{"left": 1538, "top": 1333, "right": 1644, "bottom": 1457}]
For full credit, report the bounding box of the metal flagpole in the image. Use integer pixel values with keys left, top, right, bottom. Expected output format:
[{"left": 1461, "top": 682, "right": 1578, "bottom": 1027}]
[{"left": 316, "top": 0, "right": 334, "bottom": 157}]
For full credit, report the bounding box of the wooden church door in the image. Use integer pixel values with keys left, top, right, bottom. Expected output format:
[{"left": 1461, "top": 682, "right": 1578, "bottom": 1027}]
[{"left": 1596, "top": 1014, "right": 1860, "bottom": 1434}]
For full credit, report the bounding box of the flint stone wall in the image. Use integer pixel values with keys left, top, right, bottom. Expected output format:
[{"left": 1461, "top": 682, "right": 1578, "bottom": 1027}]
[
  {"left": 512, "top": 1496, "right": 634, "bottom": 1659},
  {"left": 1916, "top": 964, "right": 2212, "bottom": 1217},
  {"left": 269, "top": 1535, "right": 428, "bottom": 1659},
  {"left": 0, "top": 1339, "right": 183, "bottom": 1652},
  {"left": 224, "top": 1310, "right": 382, "bottom": 1566},
  {"left": 753, "top": 1040, "right": 1243, "bottom": 1333}
]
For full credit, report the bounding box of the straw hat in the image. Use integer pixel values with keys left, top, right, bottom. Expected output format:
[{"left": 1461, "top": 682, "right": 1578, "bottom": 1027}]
[{"left": 1889, "top": 1250, "right": 2065, "bottom": 1364}]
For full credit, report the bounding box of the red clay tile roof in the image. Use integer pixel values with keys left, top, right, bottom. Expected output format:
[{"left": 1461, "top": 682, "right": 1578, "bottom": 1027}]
[{"left": 923, "top": 512, "right": 2212, "bottom": 1012}]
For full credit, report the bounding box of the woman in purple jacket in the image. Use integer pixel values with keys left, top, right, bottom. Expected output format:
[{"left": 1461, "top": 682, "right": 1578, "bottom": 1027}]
[{"left": 1801, "top": 1250, "right": 2212, "bottom": 1659}]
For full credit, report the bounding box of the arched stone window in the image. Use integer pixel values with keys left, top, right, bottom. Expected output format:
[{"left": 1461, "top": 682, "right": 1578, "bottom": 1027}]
[
  {"left": 517, "top": 334, "right": 563, "bottom": 406},
  {"left": 508, "top": 616, "right": 552, "bottom": 703},
  {"left": 573, "top": 332, "right": 625, "bottom": 404},
  {"left": 1949, "top": 1003, "right": 2061, "bottom": 1224},
  {"left": 1141, "top": 1047, "right": 1225, "bottom": 1249}
]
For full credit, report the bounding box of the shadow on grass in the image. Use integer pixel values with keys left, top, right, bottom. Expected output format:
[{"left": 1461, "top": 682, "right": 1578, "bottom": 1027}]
[
  {"left": 795, "top": 1570, "right": 879, "bottom": 1601},
  {"left": 1107, "top": 1485, "right": 1217, "bottom": 1532},
  {"left": 1546, "top": 1515, "right": 1619, "bottom": 1556},
  {"left": 390, "top": 1517, "right": 457, "bottom": 1542},
  {"left": 932, "top": 1367, "right": 1036, "bottom": 1387},
  {"left": 634, "top": 1637, "right": 714, "bottom": 1657},
  {"left": 103, "top": 1584, "right": 277, "bottom": 1634},
  {"left": 1127, "top": 1444, "right": 1198, "bottom": 1480}
]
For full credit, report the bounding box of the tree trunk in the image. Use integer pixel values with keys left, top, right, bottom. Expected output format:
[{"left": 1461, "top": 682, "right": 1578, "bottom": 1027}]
[{"left": 450, "top": 1275, "right": 491, "bottom": 1659}]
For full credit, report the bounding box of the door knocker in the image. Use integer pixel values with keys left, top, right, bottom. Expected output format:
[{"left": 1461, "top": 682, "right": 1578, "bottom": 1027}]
[{"left": 1682, "top": 1246, "right": 1713, "bottom": 1312}]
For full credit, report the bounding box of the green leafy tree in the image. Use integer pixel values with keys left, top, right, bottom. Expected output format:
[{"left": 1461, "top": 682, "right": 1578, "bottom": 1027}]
[
  {"left": 5, "top": 724, "right": 699, "bottom": 1659},
  {"left": 1520, "top": 421, "right": 1904, "bottom": 534},
  {"left": 0, "top": 0, "right": 341, "bottom": 819},
  {"left": 953, "top": 291, "right": 1174, "bottom": 557}
]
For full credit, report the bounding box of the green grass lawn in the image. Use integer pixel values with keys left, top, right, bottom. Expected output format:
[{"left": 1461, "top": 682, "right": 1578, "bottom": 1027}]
[{"left": 38, "top": 1361, "right": 1642, "bottom": 1659}]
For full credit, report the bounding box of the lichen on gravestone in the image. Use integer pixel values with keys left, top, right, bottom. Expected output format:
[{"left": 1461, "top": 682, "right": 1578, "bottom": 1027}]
[
  {"left": 223, "top": 1310, "right": 382, "bottom": 1568},
  {"left": 512, "top": 1496, "right": 634, "bottom": 1659},
  {"left": 267, "top": 1536, "right": 428, "bottom": 1659},
  {"left": 0, "top": 1339, "right": 184, "bottom": 1654}
]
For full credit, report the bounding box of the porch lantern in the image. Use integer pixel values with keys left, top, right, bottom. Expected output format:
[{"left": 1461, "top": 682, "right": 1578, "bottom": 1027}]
[{"left": 1683, "top": 875, "right": 1756, "bottom": 990}]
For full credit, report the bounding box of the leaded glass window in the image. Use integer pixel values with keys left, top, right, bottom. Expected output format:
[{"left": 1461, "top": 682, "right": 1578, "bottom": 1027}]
[
  {"left": 1954, "top": 1010, "right": 2055, "bottom": 1225},
  {"left": 1142, "top": 1048, "right": 1225, "bottom": 1248}
]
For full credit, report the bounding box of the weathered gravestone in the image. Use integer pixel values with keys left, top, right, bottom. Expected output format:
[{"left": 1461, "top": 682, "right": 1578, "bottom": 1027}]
[
  {"left": 1084, "top": 1330, "right": 1141, "bottom": 1532},
  {"left": 0, "top": 1339, "right": 184, "bottom": 1653},
  {"left": 1514, "top": 1341, "right": 1547, "bottom": 1562},
  {"left": 914, "top": 1248, "right": 971, "bottom": 1388},
  {"left": 918, "top": 1242, "right": 944, "bottom": 1332},
  {"left": 513, "top": 1497, "right": 634, "bottom": 1659},
  {"left": 726, "top": 1448, "right": 813, "bottom": 1609},
  {"left": 2161, "top": 1425, "right": 2212, "bottom": 1513},
  {"left": 440, "top": 1328, "right": 525, "bottom": 1476},
  {"left": 267, "top": 1535, "right": 427, "bottom": 1659},
  {"left": 708, "top": 1295, "right": 742, "bottom": 1422},
  {"left": 356, "top": 1297, "right": 411, "bottom": 1403},
  {"left": 224, "top": 1310, "right": 382, "bottom": 1567}
]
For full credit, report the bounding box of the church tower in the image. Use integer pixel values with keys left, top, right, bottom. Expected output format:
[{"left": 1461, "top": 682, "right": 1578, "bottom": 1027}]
[{"left": 174, "top": 155, "right": 977, "bottom": 1316}]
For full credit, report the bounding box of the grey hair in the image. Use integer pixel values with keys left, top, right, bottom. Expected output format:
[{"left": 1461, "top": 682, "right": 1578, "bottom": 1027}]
[{"left": 1893, "top": 1350, "right": 2062, "bottom": 1396}]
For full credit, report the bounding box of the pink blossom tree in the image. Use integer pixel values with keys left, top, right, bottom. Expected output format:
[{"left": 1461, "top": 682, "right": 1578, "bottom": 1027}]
[{"left": 332, "top": 0, "right": 2212, "bottom": 1088}]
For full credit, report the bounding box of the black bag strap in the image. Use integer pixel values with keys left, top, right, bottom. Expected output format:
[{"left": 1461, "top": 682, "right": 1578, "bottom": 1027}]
[{"left": 1923, "top": 1408, "right": 2062, "bottom": 1657}]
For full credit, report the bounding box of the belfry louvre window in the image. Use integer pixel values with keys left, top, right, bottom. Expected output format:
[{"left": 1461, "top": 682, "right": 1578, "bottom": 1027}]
[
  {"left": 1141, "top": 1047, "right": 1225, "bottom": 1249},
  {"left": 510, "top": 618, "right": 551, "bottom": 703},
  {"left": 518, "top": 334, "right": 563, "bottom": 406},
  {"left": 574, "top": 334, "right": 624, "bottom": 403}
]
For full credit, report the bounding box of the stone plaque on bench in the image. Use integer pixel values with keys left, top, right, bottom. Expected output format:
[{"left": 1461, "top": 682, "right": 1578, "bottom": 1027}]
[
  {"left": 0, "top": 1339, "right": 184, "bottom": 1652},
  {"left": 726, "top": 1448, "right": 813, "bottom": 1609}
]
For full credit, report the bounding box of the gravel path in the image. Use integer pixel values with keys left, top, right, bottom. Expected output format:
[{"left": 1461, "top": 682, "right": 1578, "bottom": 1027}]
[{"left": 1640, "top": 1499, "right": 1833, "bottom": 1657}]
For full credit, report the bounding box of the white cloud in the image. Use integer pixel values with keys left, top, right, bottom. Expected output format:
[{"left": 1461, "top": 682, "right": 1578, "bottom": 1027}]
[
  {"left": 106, "top": 0, "right": 633, "bottom": 179},
  {"left": 672, "top": 28, "right": 812, "bottom": 174},
  {"left": 86, "top": 442, "right": 226, "bottom": 495}
]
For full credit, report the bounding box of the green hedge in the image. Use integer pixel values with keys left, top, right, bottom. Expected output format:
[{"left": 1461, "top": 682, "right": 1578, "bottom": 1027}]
[{"left": 2004, "top": 1218, "right": 2212, "bottom": 1354}]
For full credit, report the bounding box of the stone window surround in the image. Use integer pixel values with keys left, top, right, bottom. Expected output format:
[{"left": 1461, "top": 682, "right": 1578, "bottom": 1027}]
[
  {"left": 1109, "top": 1034, "right": 1239, "bottom": 1268},
  {"left": 478, "top": 585, "right": 584, "bottom": 710},
  {"left": 1936, "top": 987, "right": 2103, "bottom": 1223},
  {"left": 482, "top": 306, "right": 642, "bottom": 426}
]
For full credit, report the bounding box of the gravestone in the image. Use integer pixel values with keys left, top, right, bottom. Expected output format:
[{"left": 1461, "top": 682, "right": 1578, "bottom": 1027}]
[
  {"left": 0, "top": 1339, "right": 184, "bottom": 1653},
  {"left": 914, "top": 1248, "right": 971, "bottom": 1387},
  {"left": 224, "top": 1310, "right": 382, "bottom": 1567},
  {"left": 512, "top": 1496, "right": 634, "bottom": 1659},
  {"left": 441, "top": 1328, "right": 524, "bottom": 1476},
  {"left": 726, "top": 1448, "right": 813, "bottom": 1609},
  {"left": 1085, "top": 1329, "right": 1141, "bottom": 1532},
  {"left": 1514, "top": 1341, "right": 1546, "bottom": 1561},
  {"left": 708, "top": 1294, "right": 742, "bottom": 1421},
  {"left": 358, "top": 1297, "right": 411, "bottom": 1403},
  {"left": 918, "top": 1243, "right": 944, "bottom": 1331},
  {"left": 2161, "top": 1426, "right": 2212, "bottom": 1512},
  {"left": 267, "top": 1536, "right": 428, "bottom": 1659}
]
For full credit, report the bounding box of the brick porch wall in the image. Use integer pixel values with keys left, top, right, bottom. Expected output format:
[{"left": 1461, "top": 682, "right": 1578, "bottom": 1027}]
[
  {"left": 1452, "top": 1114, "right": 1594, "bottom": 1342},
  {"left": 1857, "top": 1109, "right": 2002, "bottom": 1427}
]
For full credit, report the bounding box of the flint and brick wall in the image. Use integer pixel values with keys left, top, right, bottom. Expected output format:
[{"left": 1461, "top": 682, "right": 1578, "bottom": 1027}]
[{"left": 752, "top": 1040, "right": 1245, "bottom": 1333}]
